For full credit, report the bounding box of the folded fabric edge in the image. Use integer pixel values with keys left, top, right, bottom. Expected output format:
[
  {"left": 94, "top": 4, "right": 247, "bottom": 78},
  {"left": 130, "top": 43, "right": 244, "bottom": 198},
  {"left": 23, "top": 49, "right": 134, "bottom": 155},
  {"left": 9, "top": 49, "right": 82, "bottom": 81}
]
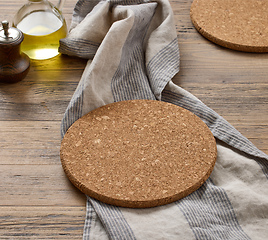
[{"left": 59, "top": 38, "right": 100, "bottom": 59}]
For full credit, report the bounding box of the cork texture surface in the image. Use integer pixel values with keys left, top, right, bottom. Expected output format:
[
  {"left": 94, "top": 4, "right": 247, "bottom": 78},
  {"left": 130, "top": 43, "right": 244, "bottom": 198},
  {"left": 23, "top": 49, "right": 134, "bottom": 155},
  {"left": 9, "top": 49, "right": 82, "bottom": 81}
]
[
  {"left": 60, "top": 100, "right": 217, "bottom": 208},
  {"left": 190, "top": 0, "right": 268, "bottom": 52}
]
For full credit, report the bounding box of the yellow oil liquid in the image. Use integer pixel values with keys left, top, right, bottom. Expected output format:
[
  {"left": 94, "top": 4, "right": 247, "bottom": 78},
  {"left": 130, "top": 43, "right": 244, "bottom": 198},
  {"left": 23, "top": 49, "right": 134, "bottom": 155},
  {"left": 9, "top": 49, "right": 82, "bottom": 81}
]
[{"left": 16, "top": 11, "right": 67, "bottom": 60}]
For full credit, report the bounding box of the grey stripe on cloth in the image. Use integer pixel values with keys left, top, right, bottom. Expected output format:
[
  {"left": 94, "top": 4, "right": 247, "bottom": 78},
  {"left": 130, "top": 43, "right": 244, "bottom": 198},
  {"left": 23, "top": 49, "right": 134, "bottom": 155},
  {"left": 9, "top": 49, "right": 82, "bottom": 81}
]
[
  {"left": 111, "top": 2, "right": 158, "bottom": 102},
  {"left": 61, "top": 78, "right": 84, "bottom": 138},
  {"left": 147, "top": 38, "right": 180, "bottom": 100},
  {"left": 176, "top": 178, "right": 251, "bottom": 240},
  {"left": 71, "top": 0, "right": 104, "bottom": 29},
  {"left": 59, "top": 38, "right": 100, "bottom": 59},
  {"left": 112, "top": 45, "right": 156, "bottom": 101},
  {"left": 90, "top": 198, "right": 136, "bottom": 240},
  {"left": 73, "top": 0, "right": 148, "bottom": 24},
  {"left": 111, "top": 11, "right": 180, "bottom": 102},
  {"left": 83, "top": 197, "right": 94, "bottom": 239}
]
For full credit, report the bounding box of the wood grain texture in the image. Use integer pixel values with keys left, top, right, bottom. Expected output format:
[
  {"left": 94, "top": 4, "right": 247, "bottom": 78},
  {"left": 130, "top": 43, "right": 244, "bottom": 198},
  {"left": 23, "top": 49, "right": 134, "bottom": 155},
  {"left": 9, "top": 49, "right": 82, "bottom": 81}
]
[
  {"left": 0, "top": 206, "right": 85, "bottom": 239},
  {"left": 0, "top": 0, "right": 267, "bottom": 238}
]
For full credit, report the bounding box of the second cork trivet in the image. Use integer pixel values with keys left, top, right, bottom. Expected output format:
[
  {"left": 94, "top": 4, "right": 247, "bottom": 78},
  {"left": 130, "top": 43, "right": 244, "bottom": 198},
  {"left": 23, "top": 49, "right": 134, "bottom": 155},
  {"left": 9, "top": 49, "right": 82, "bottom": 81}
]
[
  {"left": 60, "top": 100, "right": 217, "bottom": 208},
  {"left": 190, "top": 0, "right": 268, "bottom": 52}
]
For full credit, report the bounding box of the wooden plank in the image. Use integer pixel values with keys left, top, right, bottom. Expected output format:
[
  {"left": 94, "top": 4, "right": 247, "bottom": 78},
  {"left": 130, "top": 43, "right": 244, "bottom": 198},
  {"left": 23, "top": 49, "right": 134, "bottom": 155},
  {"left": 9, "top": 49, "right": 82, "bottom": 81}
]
[
  {"left": 176, "top": 43, "right": 268, "bottom": 69},
  {"left": 0, "top": 164, "right": 86, "bottom": 206},
  {"left": 0, "top": 67, "right": 85, "bottom": 121},
  {"left": 0, "top": 206, "right": 85, "bottom": 239},
  {"left": 0, "top": 121, "right": 61, "bottom": 165}
]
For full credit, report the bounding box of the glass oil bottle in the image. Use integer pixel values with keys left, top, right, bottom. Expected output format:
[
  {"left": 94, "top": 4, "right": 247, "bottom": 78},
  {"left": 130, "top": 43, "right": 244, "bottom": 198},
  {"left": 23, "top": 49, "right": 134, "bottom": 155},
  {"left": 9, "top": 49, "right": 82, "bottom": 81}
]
[{"left": 13, "top": 0, "right": 67, "bottom": 60}]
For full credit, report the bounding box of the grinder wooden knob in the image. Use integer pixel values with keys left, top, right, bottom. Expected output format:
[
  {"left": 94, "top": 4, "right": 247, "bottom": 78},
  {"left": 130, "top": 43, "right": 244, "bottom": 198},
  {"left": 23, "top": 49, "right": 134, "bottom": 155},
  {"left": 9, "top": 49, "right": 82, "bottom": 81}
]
[{"left": 0, "top": 20, "right": 30, "bottom": 83}]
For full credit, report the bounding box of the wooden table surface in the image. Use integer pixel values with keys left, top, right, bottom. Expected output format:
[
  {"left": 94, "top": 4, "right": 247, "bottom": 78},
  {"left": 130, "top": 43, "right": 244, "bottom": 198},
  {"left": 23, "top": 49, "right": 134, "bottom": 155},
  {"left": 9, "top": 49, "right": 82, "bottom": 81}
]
[{"left": 0, "top": 0, "right": 267, "bottom": 238}]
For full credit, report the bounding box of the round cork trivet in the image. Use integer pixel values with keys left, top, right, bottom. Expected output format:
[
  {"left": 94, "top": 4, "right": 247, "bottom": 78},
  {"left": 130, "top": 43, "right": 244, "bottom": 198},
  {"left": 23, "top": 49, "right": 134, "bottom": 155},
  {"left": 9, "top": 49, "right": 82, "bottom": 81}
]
[
  {"left": 60, "top": 100, "right": 217, "bottom": 208},
  {"left": 190, "top": 0, "right": 268, "bottom": 52}
]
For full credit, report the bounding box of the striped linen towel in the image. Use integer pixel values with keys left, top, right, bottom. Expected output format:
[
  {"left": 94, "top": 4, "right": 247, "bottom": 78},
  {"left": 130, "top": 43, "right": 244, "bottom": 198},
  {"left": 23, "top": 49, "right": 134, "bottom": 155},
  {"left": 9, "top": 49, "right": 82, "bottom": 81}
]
[{"left": 59, "top": 0, "right": 268, "bottom": 239}]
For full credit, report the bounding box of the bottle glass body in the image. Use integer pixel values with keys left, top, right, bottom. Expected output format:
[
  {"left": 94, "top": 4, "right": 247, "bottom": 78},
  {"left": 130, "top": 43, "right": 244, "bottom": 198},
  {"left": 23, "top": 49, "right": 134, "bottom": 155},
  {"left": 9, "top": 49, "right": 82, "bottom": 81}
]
[{"left": 13, "top": 0, "right": 67, "bottom": 60}]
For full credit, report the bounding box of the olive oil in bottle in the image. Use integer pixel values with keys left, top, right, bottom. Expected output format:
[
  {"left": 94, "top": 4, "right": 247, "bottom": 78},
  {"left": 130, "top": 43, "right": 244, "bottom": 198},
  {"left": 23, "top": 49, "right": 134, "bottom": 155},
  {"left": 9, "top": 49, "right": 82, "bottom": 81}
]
[{"left": 16, "top": 11, "right": 67, "bottom": 60}]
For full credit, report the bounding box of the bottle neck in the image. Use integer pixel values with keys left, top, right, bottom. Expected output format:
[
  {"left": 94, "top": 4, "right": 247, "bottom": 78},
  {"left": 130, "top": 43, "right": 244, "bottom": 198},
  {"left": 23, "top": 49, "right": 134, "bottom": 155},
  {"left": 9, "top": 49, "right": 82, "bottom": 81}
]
[{"left": 27, "top": 0, "right": 64, "bottom": 11}]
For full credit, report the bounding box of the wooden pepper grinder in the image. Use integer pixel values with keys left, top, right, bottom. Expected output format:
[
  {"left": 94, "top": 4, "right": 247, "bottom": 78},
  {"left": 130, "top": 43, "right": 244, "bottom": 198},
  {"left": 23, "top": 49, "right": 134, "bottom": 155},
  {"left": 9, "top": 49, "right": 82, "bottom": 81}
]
[{"left": 0, "top": 20, "right": 30, "bottom": 83}]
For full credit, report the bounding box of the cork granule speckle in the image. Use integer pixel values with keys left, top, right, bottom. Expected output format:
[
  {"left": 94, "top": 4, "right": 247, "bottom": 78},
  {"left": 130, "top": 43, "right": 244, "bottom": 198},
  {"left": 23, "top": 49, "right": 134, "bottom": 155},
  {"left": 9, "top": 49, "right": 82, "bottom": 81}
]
[
  {"left": 60, "top": 100, "right": 217, "bottom": 208},
  {"left": 190, "top": 0, "right": 268, "bottom": 52}
]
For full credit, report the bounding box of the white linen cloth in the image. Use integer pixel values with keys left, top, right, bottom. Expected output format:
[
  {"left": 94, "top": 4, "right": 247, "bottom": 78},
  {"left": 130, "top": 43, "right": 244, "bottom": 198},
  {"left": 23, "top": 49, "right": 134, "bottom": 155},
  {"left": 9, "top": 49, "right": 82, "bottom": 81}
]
[{"left": 59, "top": 0, "right": 268, "bottom": 239}]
